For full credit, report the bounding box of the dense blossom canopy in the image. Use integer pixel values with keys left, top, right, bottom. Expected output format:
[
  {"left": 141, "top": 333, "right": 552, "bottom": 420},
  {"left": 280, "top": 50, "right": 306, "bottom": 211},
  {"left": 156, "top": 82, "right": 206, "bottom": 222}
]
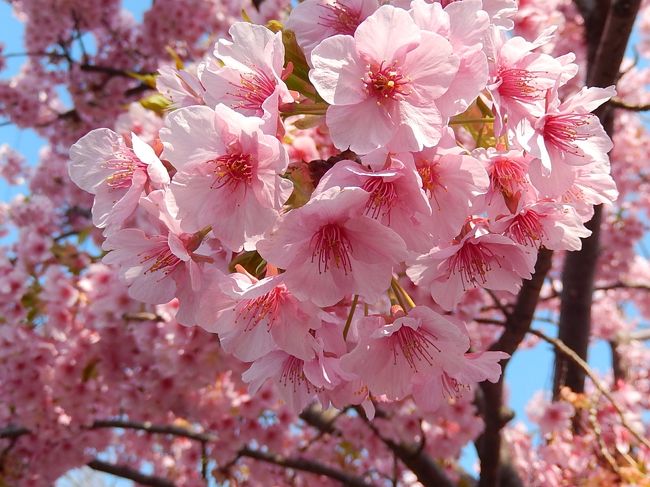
[{"left": 1, "top": 0, "right": 650, "bottom": 486}]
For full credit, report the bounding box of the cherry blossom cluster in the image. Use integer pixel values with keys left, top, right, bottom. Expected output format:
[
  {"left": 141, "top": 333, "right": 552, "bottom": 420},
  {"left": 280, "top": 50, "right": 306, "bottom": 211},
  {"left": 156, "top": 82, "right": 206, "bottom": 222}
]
[
  {"left": 505, "top": 383, "right": 650, "bottom": 486},
  {"left": 66, "top": 0, "right": 617, "bottom": 416},
  {"left": 5, "top": 0, "right": 650, "bottom": 485},
  {"left": 0, "top": 241, "right": 489, "bottom": 485}
]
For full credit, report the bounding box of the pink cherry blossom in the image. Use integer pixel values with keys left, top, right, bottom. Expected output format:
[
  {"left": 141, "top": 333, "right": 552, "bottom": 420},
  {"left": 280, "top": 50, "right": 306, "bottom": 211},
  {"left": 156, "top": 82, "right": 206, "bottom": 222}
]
[
  {"left": 491, "top": 200, "right": 591, "bottom": 251},
  {"left": 526, "top": 392, "right": 576, "bottom": 435},
  {"left": 475, "top": 146, "right": 535, "bottom": 215},
  {"left": 412, "top": 350, "right": 509, "bottom": 412},
  {"left": 196, "top": 271, "right": 321, "bottom": 361},
  {"left": 314, "top": 156, "right": 434, "bottom": 253},
  {"left": 409, "top": 0, "right": 489, "bottom": 118},
  {"left": 309, "top": 5, "right": 459, "bottom": 153},
  {"left": 243, "top": 343, "right": 351, "bottom": 412},
  {"left": 411, "top": 129, "right": 490, "bottom": 245},
  {"left": 287, "top": 0, "right": 379, "bottom": 58},
  {"left": 257, "top": 186, "right": 407, "bottom": 306},
  {"left": 200, "top": 23, "right": 294, "bottom": 134},
  {"left": 156, "top": 64, "right": 207, "bottom": 108},
  {"left": 518, "top": 85, "right": 616, "bottom": 179},
  {"left": 473, "top": 0, "right": 518, "bottom": 29},
  {"left": 559, "top": 160, "right": 618, "bottom": 219},
  {"left": 407, "top": 226, "right": 536, "bottom": 310},
  {"left": 340, "top": 306, "right": 470, "bottom": 400},
  {"left": 3, "top": 3, "right": 645, "bottom": 485},
  {"left": 101, "top": 190, "right": 214, "bottom": 320},
  {"left": 485, "top": 26, "right": 578, "bottom": 135},
  {"left": 160, "top": 104, "right": 292, "bottom": 252},
  {"left": 68, "top": 129, "right": 169, "bottom": 233}
]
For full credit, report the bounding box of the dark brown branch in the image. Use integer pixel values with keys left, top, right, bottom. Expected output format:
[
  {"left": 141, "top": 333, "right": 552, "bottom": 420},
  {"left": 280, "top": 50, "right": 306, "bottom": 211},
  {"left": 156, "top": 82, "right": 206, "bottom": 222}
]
[
  {"left": 5, "top": 418, "right": 370, "bottom": 485},
  {"left": 609, "top": 97, "right": 650, "bottom": 111},
  {"left": 239, "top": 447, "right": 372, "bottom": 487},
  {"left": 596, "top": 283, "right": 650, "bottom": 293},
  {"left": 0, "top": 435, "right": 19, "bottom": 473},
  {"left": 554, "top": 206, "right": 603, "bottom": 397},
  {"left": 87, "top": 459, "right": 176, "bottom": 487},
  {"left": 298, "top": 403, "right": 341, "bottom": 435},
  {"left": 492, "top": 248, "right": 554, "bottom": 357},
  {"left": 571, "top": 0, "right": 594, "bottom": 20},
  {"left": 478, "top": 248, "right": 553, "bottom": 487},
  {"left": 78, "top": 63, "right": 154, "bottom": 78},
  {"left": 0, "top": 426, "right": 29, "bottom": 440},
  {"left": 587, "top": 0, "right": 643, "bottom": 88},
  {"left": 1, "top": 418, "right": 213, "bottom": 443},
  {"left": 609, "top": 340, "right": 627, "bottom": 383},
  {"left": 537, "top": 282, "right": 650, "bottom": 305},
  {"left": 356, "top": 413, "right": 455, "bottom": 487},
  {"left": 122, "top": 312, "right": 165, "bottom": 322},
  {"left": 577, "top": 0, "right": 611, "bottom": 69},
  {"left": 90, "top": 419, "right": 215, "bottom": 443},
  {"left": 555, "top": 0, "right": 642, "bottom": 398},
  {"left": 299, "top": 404, "right": 456, "bottom": 487}
]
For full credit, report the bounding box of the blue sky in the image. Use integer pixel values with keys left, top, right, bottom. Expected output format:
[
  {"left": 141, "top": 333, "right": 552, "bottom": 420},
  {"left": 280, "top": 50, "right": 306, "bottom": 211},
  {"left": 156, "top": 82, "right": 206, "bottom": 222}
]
[{"left": 0, "top": 1, "right": 639, "bottom": 483}]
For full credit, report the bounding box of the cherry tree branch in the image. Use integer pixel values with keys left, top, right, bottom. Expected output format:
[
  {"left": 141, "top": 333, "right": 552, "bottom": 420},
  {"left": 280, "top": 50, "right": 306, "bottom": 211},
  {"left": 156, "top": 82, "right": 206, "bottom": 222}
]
[
  {"left": 555, "top": 0, "right": 642, "bottom": 398},
  {"left": 239, "top": 447, "right": 373, "bottom": 487},
  {"left": 87, "top": 459, "right": 176, "bottom": 487},
  {"left": 531, "top": 328, "right": 650, "bottom": 450},
  {"left": 628, "top": 329, "right": 650, "bottom": 341},
  {"left": 90, "top": 419, "right": 215, "bottom": 442},
  {"left": 299, "top": 403, "right": 457, "bottom": 487},
  {"left": 0, "top": 426, "right": 29, "bottom": 439},
  {"left": 609, "top": 97, "right": 650, "bottom": 111},
  {"left": 357, "top": 410, "right": 456, "bottom": 487},
  {"left": 2, "top": 417, "right": 374, "bottom": 486},
  {"left": 477, "top": 248, "right": 553, "bottom": 487}
]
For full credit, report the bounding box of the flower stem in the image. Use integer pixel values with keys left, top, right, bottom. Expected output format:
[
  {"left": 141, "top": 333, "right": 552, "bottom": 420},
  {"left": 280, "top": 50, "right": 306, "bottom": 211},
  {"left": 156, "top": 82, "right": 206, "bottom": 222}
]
[
  {"left": 391, "top": 277, "right": 416, "bottom": 310},
  {"left": 449, "top": 118, "right": 494, "bottom": 125},
  {"left": 390, "top": 279, "right": 408, "bottom": 312},
  {"left": 343, "top": 294, "right": 359, "bottom": 340}
]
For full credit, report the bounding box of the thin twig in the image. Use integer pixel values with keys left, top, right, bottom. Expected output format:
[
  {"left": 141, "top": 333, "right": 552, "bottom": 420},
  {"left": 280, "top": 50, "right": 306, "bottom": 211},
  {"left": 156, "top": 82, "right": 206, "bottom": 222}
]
[
  {"left": 609, "top": 97, "right": 650, "bottom": 111},
  {"left": 530, "top": 328, "right": 650, "bottom": 450},
  {"left": 485, "top": 289, "right": 512, "bottom": 318},
  {"left": 90, "top": 419, "right": 215, "bottom": 443},
  {"left": 586, "top": 393, "right": 621, "bottom": 474},
  {"left": 88, "top": 459, "right": 176, "bottom": 487},
  {"left": 239, "top": 447, "right": 372, "bottom": 487},
  {"left": 343, "top": 295, "right": 359, "bottom": 340}
]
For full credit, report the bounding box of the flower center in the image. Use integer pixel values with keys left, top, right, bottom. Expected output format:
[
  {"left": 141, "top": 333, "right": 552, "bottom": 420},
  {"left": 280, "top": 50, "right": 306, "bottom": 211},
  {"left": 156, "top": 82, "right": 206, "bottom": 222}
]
[
  {"left": 318, "top": 1, "right": 361, "bottom": 34},
  {"left": 361, "top": 178, "right": 398, "bottom": 220},
  {"left": 562, "top": 186, "right": 585, "bottom": 204},
  {"left": 103, "top": 148, "right": 147, "bottom": 189},
  {"left": 507, "top": 210, "right": 545, "bottom": 247},
  {"left": 364, "top": 62, "right": 410, "bottom": 102},
  {"left": 441, "top": 372, "right": 469, "bottom": 400},
  {"left": 488, "top": 157, "right": 527, "bottom": 198},
  {"left": 231, "top": 69, "right": 277, "bottom": 113},
  {"left": 497, "top": 68, "right": 546, "bottom": 102},
  {"left": 417, "top": 161, "right": 446, "bottom": 209},
  {"left": 543, "top": 114, "right": 591, "bottom": 155},
  {"left": 392, "top": 326, "right": 440, "bottom": 372},
  {"left": 235, "top": 286, "right": 286, "bottom": 332},
  {"left": 310, "top": 223, "right": 353, "bottom": 274},
  {"left": 447, "top": 241, "right": 500, "bottom": 289},
  {"left": 212, "top": 152, "right": 253, "bottom": 191},
  {"left": 140, "top": 244, "right": 182, "bottom": 276},
  {"left": 280, "top": 356, "right": 316, "bottom": 393}
]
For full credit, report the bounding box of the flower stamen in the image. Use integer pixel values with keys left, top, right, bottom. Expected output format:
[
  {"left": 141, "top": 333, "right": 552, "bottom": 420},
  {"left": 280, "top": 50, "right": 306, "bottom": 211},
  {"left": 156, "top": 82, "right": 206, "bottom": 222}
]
[{"left": 310, "top": 223, "right": 353, "bottom": 274}]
